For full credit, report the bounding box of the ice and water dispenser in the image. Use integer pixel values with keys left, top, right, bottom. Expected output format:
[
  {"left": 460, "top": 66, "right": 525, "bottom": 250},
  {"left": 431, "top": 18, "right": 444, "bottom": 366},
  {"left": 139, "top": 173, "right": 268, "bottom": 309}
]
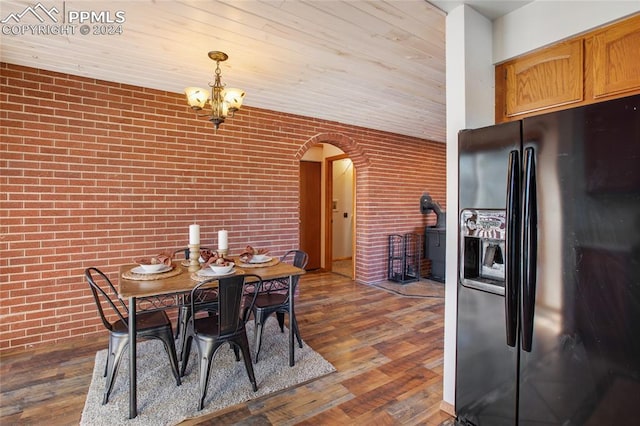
[{"left": 459, "top": 209, "right": 507, "bottom": 294}]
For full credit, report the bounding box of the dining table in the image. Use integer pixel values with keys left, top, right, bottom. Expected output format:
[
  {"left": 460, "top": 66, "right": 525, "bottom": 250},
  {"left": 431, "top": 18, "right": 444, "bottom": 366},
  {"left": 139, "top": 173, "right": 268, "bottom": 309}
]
[{"left": 118, "top": 257, "right": 306, "bottom": 419}]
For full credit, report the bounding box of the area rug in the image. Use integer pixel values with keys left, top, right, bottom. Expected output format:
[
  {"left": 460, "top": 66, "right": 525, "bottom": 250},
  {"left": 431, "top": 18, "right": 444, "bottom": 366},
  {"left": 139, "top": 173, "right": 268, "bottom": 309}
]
[
  {"left": 80, "top": 320, "right": 335, "bottom": 425},
  {"left": 369, "top": 278, "right": 445, "bottom": 298}
]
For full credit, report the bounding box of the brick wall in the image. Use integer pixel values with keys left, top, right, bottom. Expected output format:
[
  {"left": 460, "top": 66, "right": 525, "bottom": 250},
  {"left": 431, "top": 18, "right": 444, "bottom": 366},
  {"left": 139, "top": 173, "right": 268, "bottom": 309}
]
[{"left": 0, "top": 63, "right": 446, "bottom": 352}]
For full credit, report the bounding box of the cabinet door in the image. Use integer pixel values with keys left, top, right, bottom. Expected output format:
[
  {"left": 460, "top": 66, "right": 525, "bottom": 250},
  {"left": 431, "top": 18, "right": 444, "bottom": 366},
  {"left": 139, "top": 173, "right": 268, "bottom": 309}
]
[
  {"left": 504, "top": 39, "right": 583, "bottom": 117},
  {"left": 591, "top": 14, "right": 640, "bottom": 99}
]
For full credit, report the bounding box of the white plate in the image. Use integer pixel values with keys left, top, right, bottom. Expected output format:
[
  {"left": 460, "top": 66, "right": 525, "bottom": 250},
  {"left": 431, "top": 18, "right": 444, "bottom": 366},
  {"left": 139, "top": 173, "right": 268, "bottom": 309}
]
[
  {"left": 249, "top": 255, "right": 272, "bottom": 264},
  {"left": 131, "top": 265, "right": 172, "bottom": 274},
  {"left": 197, "top": 268, "right": 237, "bottom": 278}
]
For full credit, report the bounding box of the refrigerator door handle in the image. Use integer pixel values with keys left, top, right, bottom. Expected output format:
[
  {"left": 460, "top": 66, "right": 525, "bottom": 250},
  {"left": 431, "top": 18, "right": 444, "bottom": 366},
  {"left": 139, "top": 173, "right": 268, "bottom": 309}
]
[
  {"left": 505, "top": 150, "right": 520, "bottom": 347},
  {"left": 521, "top": 147, "right": 538, "bottom": 352}
]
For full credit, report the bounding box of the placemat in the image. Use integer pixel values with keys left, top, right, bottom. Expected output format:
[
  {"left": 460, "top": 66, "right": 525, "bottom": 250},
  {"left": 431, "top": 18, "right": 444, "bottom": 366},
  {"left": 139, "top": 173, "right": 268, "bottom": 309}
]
[
  {"left": 122, "top": 264, "right": 183, "bottom": 281},
  {"left": 190, "top": 268, "right": 246, "bottom": 282},
  {"left": 235, "top": 258, "right": 280, "bottom": 268}
]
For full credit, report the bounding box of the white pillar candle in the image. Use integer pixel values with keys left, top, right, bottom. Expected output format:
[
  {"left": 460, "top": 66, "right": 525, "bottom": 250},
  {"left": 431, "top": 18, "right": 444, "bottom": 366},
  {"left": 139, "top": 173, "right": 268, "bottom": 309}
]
[
  {"left": 189, "top": 224, "right": 200, "bottom": 245},
  {"left": 218, "top": 229, "right": 228, "bottom": 250}
]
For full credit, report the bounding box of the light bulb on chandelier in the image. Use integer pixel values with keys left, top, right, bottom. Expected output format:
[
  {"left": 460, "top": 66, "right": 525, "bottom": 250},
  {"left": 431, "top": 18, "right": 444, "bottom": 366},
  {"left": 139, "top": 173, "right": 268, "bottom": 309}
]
[{"left": 184, "top": 51, "right": 245, "bottom": 130}]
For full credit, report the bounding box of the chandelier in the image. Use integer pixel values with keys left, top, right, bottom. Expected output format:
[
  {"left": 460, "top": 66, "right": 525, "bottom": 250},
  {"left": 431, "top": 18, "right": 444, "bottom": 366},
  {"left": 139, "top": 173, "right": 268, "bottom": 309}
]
[{"left": 184, "top": 51, "right": 245, "bottom": 130}]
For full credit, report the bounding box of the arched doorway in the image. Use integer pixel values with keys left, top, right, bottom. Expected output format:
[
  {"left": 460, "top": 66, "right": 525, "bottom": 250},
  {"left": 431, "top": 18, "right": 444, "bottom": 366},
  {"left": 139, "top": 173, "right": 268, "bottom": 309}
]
[
  {"left": 299, "top": 144, "right": 354, "bottom": 278},
  {"left": 296, "top": 133, "right": 370, "bottom": 281}
]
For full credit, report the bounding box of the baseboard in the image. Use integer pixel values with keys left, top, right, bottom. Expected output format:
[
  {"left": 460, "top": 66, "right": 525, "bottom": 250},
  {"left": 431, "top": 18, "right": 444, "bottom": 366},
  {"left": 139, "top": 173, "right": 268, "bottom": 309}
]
[{"left": 440, "top": 400, "right": 455, "bottom": 417}]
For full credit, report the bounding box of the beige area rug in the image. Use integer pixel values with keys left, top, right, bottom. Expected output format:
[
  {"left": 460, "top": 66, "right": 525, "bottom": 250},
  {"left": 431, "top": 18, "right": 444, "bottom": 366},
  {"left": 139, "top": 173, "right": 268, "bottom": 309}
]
[
  {"left": 80, "top": 320, "right": 335, "bottom": 425},
  {"left": 368, "top": 278, "right": 446, "bottom": 298}
]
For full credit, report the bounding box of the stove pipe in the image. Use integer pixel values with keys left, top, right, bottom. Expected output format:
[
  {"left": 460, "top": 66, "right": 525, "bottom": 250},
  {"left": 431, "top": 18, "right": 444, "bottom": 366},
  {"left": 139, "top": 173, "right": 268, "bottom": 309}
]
[{"left": 420, "top": 193, "right": 446, "bottom": 228}]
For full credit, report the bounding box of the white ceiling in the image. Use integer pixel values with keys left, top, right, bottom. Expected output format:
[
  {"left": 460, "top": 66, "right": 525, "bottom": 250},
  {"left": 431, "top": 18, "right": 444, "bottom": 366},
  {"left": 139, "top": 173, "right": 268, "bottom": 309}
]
[{"left": 0, "top": 1, "right": 528, "bottom": 143}]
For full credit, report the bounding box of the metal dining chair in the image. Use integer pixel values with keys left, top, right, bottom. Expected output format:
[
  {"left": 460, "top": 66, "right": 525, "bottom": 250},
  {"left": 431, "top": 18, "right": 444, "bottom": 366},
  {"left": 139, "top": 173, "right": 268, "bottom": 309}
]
[
  {"left": 84, "top": 267, "right": 181, "bottom": 405},
  {"left": 180, "top": 273, "right": 262, "bottom": 410},
  {"left": 172, "top": 246, "right": 218, "bottom": 356},
  {"left": 172, "top": 246, "right": 214, "bottom": 262},
  {"left": 247, "top": 249, "right": 308, "bottom": 363}
]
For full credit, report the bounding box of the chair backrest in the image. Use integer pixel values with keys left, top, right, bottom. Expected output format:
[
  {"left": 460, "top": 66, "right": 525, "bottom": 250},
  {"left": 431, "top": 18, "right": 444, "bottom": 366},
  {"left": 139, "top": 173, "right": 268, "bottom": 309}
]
[
  {"left": 174, "top": 247, "right": 213, "bottom": 260},
  {"left": 84, "top": 267, "right": 128, "bottom": 332},
  {"left": 191, "top": 274, "right": 262, "bottom": 336},
  {"left": 256, "top": 250, "right": 308, "bottom": 298},
  {"left": 281, "top": 249, "right": 309, "bottom": 270},
  {"left": 284, "top": 250, "right": 308, "bottom": 293}
]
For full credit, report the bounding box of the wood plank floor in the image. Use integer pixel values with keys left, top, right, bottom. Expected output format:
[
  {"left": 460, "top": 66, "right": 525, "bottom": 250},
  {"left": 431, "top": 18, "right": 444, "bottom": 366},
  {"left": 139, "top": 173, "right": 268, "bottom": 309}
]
[{"left": 0, "top": 271, "right": 452, "bottom": 425}]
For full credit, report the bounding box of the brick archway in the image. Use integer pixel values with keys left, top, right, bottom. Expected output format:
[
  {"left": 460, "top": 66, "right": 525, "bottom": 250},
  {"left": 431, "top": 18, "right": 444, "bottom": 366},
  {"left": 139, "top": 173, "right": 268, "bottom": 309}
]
[
  {"left": 296, "top": 132, "right": 371, "bottom": 169},
  {"left": 296, "top": 133, "right": 371, "bottom": 281}
]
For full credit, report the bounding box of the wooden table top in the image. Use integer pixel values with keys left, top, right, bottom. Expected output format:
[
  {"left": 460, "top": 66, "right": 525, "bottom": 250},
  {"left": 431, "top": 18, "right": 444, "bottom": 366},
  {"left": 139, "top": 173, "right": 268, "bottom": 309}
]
[{"left": 118, "top": 261, "right": 305, "bottom": 299}]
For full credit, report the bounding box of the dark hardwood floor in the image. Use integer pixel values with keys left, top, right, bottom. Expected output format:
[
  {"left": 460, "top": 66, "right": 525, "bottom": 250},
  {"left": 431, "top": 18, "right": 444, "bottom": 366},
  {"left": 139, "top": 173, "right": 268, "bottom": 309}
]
[{"left": 0, "top": 271, "right": 452, "bottom": 425}]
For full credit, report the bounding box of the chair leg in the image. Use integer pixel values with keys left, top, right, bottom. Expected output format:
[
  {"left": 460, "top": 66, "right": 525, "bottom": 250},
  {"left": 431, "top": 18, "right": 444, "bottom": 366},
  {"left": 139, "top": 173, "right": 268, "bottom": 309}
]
[
  {"left": 179, "top": 333, "right": 193, "bottom": 377},
  {"left": 237, "top": 335, "right": 258, "bottom": 392},
  {"left": 253, "top": 316, "right": 265, "bottom": 363},
  {"left": 197, "top": 355, "right": 212, "bottom": 410},
  {"left": 232, "top": 343, "right": 240, "bottom": 362},
  {"left": 291, "top": 314, "right": 303, "bottom": 348},
  {"left": 276, "top": 311, "right": 285, "bottom": 332},
  {"left": 175, "top": 307, "right": 183, "bottom": 339},
  {"left": 196, "top": 339, "right": 220, "bottom": 411},
  {"left": 103, "top": 334, "right": 127, "bottom": 405},
  {"left": 177, "top": 306, "right": 190, "bottom": 360},
  {"left": 178, "top": 308, "right": 192, "bottom": 363},
  {"left": 103, "top": 339, "right": 111, "bottom": 378},
  {"left": 157, "top": 329, "right": 181, "bottom": 386}
]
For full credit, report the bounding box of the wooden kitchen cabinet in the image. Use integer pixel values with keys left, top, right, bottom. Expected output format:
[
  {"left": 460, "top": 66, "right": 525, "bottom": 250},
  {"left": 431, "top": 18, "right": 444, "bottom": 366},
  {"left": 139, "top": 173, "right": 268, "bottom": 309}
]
[
  {"left": 496, "top": 13, "right": 640, "bottom": 123},
  {"left": 589, "top": 13, "right": 640, "bottom": 99},
  {"left": 501, "top": 39, "right": 583, "bottom": 117}
]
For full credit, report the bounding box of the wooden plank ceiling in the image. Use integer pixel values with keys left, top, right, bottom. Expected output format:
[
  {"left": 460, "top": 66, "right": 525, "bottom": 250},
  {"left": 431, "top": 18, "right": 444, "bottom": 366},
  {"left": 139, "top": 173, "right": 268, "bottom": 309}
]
[{"left": 1, "top": 0, "right": 448, "bottom": 141}]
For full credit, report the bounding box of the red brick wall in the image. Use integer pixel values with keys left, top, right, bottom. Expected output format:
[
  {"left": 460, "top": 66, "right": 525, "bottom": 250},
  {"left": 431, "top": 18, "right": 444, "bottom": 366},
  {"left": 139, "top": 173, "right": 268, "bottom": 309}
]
[{"left": 0, "top": 63, "right": 446, "bottom": 352}]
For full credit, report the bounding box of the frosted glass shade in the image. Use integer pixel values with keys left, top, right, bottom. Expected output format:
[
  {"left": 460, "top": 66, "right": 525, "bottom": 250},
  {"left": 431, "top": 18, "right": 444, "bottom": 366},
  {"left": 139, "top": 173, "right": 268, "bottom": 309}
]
[
  {"left": 184, "top": 87, "right": 209, "bottom": 109},
  {"left": 223, "top": 88, "right": 245, "bottom": 111}
]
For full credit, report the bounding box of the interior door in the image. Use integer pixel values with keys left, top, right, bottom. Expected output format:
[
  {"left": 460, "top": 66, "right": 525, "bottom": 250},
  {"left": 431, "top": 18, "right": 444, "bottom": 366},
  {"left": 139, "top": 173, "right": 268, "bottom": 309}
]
[{"left": 299, "top": 161, "right": 321, "bottom": 270}]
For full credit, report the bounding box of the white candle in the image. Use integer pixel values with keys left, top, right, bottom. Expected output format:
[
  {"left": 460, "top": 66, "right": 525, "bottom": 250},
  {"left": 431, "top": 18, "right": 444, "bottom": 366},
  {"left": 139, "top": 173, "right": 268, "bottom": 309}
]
[
  {"left": 218, "top": 229, "right": 228, "bottom": 250},
  {"left": 189, "top": 224, "right": 200, "bottom": 245}
]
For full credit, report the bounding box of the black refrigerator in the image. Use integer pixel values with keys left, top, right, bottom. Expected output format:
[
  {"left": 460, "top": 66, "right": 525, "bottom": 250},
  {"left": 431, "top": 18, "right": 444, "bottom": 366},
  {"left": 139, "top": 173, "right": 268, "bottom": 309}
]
[{"left": 455, "top": 94, "right": 640, "bottom": 425}]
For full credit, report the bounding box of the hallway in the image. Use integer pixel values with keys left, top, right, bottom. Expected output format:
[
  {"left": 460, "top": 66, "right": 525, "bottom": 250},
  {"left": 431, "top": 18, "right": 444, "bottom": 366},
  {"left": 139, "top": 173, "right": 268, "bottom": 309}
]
[{"left": 331, "top": 258, "right": 353, "bottom": 278}]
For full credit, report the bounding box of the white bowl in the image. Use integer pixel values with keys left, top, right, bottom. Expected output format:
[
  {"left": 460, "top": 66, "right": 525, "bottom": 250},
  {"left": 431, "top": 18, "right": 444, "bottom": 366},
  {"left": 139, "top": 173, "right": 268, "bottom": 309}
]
[
  {"left": 252, "top": 254, "right": 269, "bottom": 263},
  {"left": 210, "top": 262, "right": 234, "bottom": 274},
  {"left": 139, "top": 263, "right": 166, "bottom": 273}
]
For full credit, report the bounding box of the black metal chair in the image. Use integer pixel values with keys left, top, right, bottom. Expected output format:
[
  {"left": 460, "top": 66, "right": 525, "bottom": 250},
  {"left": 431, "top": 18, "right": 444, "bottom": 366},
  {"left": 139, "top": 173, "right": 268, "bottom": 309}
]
[
  {"left": 248, "top": 249, "right": 308, "bottom": 363},
  {"left": 84, "top": 267, "right": 181, "bottom": 405},
  {"left": 172, "top": 246, "right": 213, "bottom": 262},
  {"left": 180, "top": 273, "right": 262, "bottom": 410},
  {"left": 172, "top": 246, "right": 218, "bottom": 357}
]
